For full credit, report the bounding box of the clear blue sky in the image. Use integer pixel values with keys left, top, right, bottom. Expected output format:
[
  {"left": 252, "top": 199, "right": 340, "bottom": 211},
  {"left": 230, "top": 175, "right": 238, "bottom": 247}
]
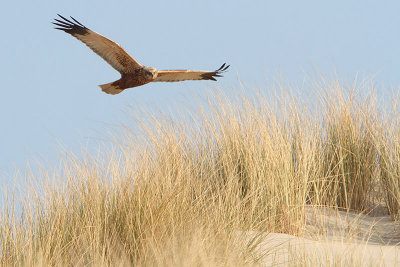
[{"left": 1, "top": 1, "right": 400, "bottom": 179}]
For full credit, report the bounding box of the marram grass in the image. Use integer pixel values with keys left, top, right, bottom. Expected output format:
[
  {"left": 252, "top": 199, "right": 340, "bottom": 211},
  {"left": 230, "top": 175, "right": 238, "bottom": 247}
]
[{"left": 1, "top": 78, "right": 399, "bottom": 266}]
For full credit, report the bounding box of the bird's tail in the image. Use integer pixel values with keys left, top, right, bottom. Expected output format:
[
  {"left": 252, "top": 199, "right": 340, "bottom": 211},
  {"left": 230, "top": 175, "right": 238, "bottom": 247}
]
[{"left": 99, "top": 81, "right": 124, "bottom": 95}]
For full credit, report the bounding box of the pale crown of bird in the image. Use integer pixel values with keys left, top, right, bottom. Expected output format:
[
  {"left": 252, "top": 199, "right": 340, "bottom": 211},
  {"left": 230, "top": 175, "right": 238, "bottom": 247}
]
[{"left": 143, "top": 67, "right": 158, "bottom": 79}]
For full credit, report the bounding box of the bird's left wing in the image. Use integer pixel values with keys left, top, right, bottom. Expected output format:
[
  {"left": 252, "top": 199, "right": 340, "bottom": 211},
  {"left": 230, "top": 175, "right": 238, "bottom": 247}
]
[
  {"left": 53, "top": 14, "right": 142, "bottom": 74},
  {"left": 153, "top": 63, "right": 230, "bottom": 82}
]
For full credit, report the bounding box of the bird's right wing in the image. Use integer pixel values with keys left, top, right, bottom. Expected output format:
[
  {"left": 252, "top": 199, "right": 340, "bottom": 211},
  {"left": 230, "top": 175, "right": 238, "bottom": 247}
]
[{"left": 53, "top": 14, "right": 142, "bottom": 74}]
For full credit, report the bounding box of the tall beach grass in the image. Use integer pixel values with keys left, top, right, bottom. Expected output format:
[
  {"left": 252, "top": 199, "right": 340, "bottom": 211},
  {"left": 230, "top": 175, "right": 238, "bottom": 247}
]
[{"left": 0, "top": 78, "right": 399, "bottom": 266}]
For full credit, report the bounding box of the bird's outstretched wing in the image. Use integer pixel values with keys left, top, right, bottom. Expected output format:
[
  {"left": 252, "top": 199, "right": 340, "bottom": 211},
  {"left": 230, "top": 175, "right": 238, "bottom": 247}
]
[
  {"left": 153, "top": 63, "right": 230, "bottom": 82},
  {"left": 53, "top": 14, "right": 142, "bottom": 74}
]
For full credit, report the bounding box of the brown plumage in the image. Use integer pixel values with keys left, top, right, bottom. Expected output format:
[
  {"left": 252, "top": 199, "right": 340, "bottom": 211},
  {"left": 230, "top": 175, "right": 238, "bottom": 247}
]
[{"left": 53, "top": 14, "right": 230, "bottom": 95}]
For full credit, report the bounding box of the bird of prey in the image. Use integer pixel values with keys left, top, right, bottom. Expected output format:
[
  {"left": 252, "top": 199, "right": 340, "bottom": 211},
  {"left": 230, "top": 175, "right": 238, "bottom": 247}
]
[{"left": 52, "top": 14, "right": 230, "bottom": 95}]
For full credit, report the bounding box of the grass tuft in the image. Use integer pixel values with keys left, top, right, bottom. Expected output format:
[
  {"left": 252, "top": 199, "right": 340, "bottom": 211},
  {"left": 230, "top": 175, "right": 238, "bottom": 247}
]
[{"left": 0, "top": 78, "right": 399, "bottom": 266}]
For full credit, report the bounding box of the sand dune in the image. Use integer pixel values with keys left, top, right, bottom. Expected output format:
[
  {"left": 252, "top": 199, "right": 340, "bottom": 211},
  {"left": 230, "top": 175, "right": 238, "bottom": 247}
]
[{"left": 245, "top": 207, "right": 400, "bottom": 266}]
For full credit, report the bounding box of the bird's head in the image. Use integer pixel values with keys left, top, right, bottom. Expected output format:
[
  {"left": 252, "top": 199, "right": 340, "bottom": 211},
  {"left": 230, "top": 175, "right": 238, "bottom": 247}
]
[{"left": 143, "top": 67, "right": 158, "bottom": 80}]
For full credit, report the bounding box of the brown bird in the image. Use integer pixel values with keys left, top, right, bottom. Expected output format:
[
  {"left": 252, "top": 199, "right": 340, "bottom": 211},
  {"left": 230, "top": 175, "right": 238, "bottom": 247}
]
[{"left": 53, "top": 14, "right": 230, "bottom": 95}]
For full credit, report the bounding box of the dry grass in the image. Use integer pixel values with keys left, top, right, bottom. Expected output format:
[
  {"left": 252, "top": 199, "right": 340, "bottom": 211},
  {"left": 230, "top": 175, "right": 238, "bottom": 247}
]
[{"left": 0, "top": 78, "right": 399, "bottom": 266}]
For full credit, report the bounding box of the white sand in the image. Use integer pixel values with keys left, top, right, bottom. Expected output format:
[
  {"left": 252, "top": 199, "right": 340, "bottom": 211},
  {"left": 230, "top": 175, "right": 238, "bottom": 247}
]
[{"left": 244, "top": 207, "right": 400, "bottom": 266}]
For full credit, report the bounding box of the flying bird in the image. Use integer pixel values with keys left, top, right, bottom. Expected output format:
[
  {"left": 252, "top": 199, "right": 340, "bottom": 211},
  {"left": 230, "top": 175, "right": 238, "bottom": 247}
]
[{"left": 52, "top": 14, "right": 230, "bottom": 95}]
